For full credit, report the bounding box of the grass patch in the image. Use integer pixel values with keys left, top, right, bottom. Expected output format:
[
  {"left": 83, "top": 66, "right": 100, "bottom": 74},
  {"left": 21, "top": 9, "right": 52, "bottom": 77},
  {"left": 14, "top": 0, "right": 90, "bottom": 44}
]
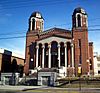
[
  {"left": 56, "top": 76, "right": 100, "bottom": 88},
  {"left": 58, "top": 83, "right": 100, "bottom": 88},
  {"left": 21, "top": 89, "right": 98, "bottom": 93}
]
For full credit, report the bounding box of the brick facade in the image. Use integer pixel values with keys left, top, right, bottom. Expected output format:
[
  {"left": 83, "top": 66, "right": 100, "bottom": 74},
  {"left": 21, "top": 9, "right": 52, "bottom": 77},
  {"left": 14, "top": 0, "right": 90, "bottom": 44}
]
[{"left": 24, "top": 7, "right": 94, "bottom": 76}]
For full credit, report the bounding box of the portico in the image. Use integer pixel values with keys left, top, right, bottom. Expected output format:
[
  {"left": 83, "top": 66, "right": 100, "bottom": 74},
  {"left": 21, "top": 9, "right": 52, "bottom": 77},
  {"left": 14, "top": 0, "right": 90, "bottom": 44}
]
[{"left": 35, "top": 36, "right": 74, "bottom": 72}]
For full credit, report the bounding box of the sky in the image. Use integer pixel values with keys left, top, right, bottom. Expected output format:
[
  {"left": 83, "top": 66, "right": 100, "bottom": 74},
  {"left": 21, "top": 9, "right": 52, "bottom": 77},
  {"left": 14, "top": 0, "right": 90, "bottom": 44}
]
[{"left": 0, "top": 0, "right": 100, "bottom": 57}]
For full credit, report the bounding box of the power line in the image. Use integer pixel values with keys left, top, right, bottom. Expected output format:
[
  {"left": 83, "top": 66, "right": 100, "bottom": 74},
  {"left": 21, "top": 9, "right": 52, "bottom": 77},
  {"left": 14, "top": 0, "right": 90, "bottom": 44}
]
[
  {"left": 0, "top": 28, "right": 100, "bottom": 40},
  {"left": 0, "top": 0, "right": 81, "bottom": 5},
  {"left": 88, "top": 18, "right": 100, "bottom": 21},
  {"left": 0, "top": 24, "right": 100, "bottom": 36},
  {"left": 44, "top": 18, "right": 100, "bottom": 30},
  {"left": 0, "top": 0, "right": 69, "bottom": 10},
  {"left": 0, "top": 0, "right": 87, "bottom": 11},
  {"left": 0, "top": 30, "right": 27, "bottom": 36}
]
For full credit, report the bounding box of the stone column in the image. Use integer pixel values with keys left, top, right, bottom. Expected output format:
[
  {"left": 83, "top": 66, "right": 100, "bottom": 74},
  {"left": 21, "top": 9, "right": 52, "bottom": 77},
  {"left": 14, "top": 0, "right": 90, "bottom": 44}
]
[
  {"left": 71, "top": 43, "right": 74, "bottom": 68},
  {"left": 58, "top": 43, "right": 60, "bottom": 68},
  {"left": 35, "top": 20, "right": 36, "bottom": 30},
  {"left": 36, "top": 45, "right": 39, "bottom": 68},
  {"left": 48, "top": 44, "right": 51, "bottom": 68},
  {"left": 64, "top": 43, "right": 67, "bottom": 76},
  {"left": 42, "top": 44, "right": 45, "bottom": 68},
  {"left": 64, "top": 43, "right": 67, "bottom": 67}
]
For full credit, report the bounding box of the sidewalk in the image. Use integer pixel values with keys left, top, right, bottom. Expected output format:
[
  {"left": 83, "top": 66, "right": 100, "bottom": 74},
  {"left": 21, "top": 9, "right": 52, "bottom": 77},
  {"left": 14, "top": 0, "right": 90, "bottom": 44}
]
[
  {"left": 0, "top": 85, "right": 45, "bottom": 91},
  {"left": 0, "top": 85, "right": 100, "bottom": 92}
]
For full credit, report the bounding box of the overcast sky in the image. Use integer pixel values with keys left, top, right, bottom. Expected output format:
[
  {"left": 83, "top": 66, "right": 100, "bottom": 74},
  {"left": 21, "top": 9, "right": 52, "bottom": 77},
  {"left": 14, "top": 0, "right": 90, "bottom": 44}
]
[{"left": 0, "top": 0, "right": 100, "bottom": 56}]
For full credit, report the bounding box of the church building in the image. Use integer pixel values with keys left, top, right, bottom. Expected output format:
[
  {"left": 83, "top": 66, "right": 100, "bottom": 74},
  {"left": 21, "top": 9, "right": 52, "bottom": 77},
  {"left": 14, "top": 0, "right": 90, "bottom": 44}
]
[{"left": 24, "top": 7, "right": 94, "bottom": 76}]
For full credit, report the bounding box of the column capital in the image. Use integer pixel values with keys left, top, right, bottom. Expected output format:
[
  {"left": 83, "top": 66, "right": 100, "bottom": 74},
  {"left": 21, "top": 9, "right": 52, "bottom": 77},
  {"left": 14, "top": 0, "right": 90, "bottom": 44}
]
[
  {"left": 64, "top": 43, "right": 67, "bottom": 47},
  {"left": 36, "top": 45, "right": 39, "bottom": 49},
  {"left": 48, "top": 44, "right": 51, "bottom": 48},
  {"left": 57, "top": 43, "right": 60, "bottom": 48},
  {"left": 42, "top": 44, "right": 45, "bottom": 48},
  {"left": 71, "top": 43, "right": 74, "bottom": 47}
]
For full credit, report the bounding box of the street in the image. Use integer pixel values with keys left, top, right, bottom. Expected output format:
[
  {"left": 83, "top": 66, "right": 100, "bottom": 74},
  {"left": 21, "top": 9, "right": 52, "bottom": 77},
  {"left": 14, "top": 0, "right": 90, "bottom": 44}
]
[{"left": 0, "top": 86, "right": 100, "bottom": 93}]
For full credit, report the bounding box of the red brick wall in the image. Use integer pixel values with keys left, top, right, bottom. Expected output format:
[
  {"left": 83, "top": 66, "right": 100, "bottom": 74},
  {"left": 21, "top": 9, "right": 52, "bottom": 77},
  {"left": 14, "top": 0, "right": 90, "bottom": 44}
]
[
  {"left": 24, "top": 31, "right": 38, "bottom": 75},
  {"left": 73, "top": 28, "right": 89, "bottom": 75}
]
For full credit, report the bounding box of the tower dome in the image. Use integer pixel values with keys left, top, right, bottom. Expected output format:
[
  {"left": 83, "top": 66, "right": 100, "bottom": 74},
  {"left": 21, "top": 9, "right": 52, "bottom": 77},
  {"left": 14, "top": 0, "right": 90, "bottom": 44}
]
[
  {"left": 73, "top": 7, "right": 87, "bottom": 15},
  {"left": 30, "top": 11, "right": 43, "bottom": 19}
]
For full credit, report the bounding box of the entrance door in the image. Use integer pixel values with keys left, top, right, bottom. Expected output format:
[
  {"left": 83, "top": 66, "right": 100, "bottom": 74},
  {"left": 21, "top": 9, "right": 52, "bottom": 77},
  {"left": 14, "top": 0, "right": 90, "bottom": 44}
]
[
  {"left": 51, "top": 41, "right": 58, "bottom": 68},
  {"left": 42, "top": 76, "right": 50, "bottom": 86},
  {"left": 51, "top": 54, "right": 58, "bottom": 67}
]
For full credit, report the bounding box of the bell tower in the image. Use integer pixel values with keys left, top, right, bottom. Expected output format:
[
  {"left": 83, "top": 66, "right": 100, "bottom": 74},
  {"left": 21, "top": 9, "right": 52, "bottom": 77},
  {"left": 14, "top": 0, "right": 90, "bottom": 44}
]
[
  {"left": 29, "top": 11, "right": 44, "bottom": 32},
  {"left": 72, "top": 7, "right": 90, "bottom": 75},
  {"left": 72, "top": 7, "right": 88, "bottom": 29},
  {"left": 24, "top": 11, "right": 44, "bottom": 75}
]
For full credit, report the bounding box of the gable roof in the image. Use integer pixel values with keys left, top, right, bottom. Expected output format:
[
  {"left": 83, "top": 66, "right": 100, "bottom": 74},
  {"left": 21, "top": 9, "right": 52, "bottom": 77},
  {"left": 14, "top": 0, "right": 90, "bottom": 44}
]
[
  {"left": 36, "top": 27, "right": 72, "bottom": 41},
  {"left": 41, "top": 27, "right": 71, "bottom": 35}
]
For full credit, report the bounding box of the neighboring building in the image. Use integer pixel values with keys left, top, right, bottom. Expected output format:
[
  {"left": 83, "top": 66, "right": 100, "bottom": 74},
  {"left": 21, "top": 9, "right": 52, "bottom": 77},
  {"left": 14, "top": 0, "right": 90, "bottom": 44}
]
[
  {"left": 24, "top": 7, "right": 94, "bottom": 76},
  {"left": 0, "top": 48, "right": 25, "bottom": 73},
  {"left": 94, "top": 52, "right": 100, "bottom": 76}
]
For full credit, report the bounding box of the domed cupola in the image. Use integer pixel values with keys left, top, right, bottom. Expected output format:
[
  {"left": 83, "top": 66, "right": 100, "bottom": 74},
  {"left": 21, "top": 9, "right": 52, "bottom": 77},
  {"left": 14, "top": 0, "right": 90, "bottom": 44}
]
[
  {"left": 72, "top": 7, "right": 88, "bottom": 28},
  {"left": 73, "top": 7, "right": 87, "bottom": 15},
  {"left": 29, "top": 11, "right": 44, "bottom": 32}
]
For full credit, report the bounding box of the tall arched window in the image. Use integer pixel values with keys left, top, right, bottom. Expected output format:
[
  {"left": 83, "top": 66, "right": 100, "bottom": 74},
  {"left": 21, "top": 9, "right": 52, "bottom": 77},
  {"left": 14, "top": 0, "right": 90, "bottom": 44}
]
[
  {"left": 77, "top": 14, "right": 81, "bottom": 27},
  {"left": 32, "top": 19, "right": 35, "bottom": 30}
]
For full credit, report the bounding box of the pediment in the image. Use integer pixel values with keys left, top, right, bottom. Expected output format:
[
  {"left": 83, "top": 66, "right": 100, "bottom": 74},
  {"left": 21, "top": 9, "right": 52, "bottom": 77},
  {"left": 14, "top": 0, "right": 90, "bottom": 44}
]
[{"left": 36, "top": 28, "right": 72, "bottom": 44}]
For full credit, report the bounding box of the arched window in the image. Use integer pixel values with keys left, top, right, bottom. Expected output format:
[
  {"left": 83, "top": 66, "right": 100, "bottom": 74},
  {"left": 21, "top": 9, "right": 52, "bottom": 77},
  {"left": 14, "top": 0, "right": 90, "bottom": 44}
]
[
  {"left": 51, "top": 41, "right": 58, "bottom": 54},
  {"left": 77, "top": 14, "right": 81, "bottom": 27},
  {"left": 32, "top": 18, "right": 35, "bottom": 30}
]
